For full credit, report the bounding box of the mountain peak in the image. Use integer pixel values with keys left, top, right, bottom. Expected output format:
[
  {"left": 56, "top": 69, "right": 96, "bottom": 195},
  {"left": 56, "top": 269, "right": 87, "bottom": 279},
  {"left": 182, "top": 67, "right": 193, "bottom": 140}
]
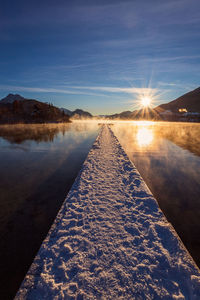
[{"left": 0, "top": 93, "right": 25, "bottom": 104}]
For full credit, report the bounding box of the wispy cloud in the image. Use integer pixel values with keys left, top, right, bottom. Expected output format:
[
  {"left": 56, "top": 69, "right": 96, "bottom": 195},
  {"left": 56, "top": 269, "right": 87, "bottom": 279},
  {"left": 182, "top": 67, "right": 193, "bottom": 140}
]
[
  {"left": 64, "top": 85, "right": 158, "bottom": 95},
  {"left": 47, "top": 62, "right": 102, "bottom": 71},
  {"left": 4, "top": 0, "right": 199, "bottom": 36},
  {"left": 157, "top": 81, "right": 197, "bottom": 91},
  {"left": 0, "top": 85, "right": 108, "bottom": 97},
  {"left": 0, "top": 84, "right": 161, "bottom": 98},
  {"left": 140, "top": 55, "right": 200, "bottom": 63}
]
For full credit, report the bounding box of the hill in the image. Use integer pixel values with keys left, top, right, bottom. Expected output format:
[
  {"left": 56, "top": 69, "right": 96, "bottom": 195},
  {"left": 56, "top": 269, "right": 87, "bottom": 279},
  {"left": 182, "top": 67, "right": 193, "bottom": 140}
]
[
  {"left": 156, "top": 87, "right": 200, "bottom": 113},
  {"left": 0, "top": 94, "right": 70, "bottom": 124}
]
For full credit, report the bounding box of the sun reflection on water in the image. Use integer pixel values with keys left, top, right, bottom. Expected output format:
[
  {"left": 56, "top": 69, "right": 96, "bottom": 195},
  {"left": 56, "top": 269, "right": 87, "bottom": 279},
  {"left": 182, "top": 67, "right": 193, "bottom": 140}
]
[{"left": 136, "top": 127, "right": 154, "bottom": 147}]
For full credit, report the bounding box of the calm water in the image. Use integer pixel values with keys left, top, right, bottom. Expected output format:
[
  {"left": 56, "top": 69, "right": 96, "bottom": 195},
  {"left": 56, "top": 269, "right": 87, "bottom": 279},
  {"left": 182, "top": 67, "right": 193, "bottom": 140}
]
[
  {"left": 0, "top": 121, "right": 200, "bottom": 299},
  {"left": 0, "top": 122, "right": 99, "bottom": 300},
  {"left": 113, "top": 121, "right": 200, "bottom": 267}
]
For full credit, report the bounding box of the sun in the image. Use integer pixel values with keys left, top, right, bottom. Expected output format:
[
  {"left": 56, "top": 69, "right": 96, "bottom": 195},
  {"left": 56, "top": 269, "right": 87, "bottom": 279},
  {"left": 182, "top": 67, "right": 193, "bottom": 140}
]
[{"left": 141, "top": 96, "right": 151, "bottom": 107}]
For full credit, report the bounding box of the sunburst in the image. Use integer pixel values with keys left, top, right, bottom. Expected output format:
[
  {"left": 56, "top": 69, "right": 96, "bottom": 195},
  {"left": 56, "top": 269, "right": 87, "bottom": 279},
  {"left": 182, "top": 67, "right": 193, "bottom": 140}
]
[{"left": 141, "top": 96, "right": 152, "bottom": 107}]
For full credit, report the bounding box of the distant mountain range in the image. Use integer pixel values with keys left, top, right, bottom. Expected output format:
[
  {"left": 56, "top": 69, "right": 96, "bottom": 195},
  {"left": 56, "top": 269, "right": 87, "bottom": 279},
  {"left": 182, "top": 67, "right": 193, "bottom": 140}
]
[
  {"left": 60, "top": 107, "right": 93, "bottom": 120},
  {"left": 107, "top": 107, "right": 159, "bottom": 120},
  {"left": 107, "top": 87, "right": 200, "bottom": 121}
]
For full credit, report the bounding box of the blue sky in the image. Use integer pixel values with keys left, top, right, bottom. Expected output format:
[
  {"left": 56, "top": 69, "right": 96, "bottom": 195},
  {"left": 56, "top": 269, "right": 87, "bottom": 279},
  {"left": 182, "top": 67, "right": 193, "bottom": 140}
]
[{"left": 0, "top": 0, "right": 200, "bottom": 114}]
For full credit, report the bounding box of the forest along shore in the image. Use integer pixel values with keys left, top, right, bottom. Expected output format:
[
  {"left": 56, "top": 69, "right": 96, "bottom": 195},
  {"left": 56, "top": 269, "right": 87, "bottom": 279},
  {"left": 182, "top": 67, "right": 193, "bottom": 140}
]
[{"left": 16, "top": 125, "right": 200, "bottom": 299}]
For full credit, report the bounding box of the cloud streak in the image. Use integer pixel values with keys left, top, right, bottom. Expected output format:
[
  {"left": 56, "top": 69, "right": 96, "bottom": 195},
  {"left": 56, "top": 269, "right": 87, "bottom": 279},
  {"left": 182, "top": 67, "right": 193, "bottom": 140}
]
[
  {"left": 66, "top": 85, "right": 158, "bottom": 95},
  {"left": 0, "top": 85, "right": 109, "bottom": 97},
  {"left": 0, "top": 84, "right": 160, "bottom": 97}
]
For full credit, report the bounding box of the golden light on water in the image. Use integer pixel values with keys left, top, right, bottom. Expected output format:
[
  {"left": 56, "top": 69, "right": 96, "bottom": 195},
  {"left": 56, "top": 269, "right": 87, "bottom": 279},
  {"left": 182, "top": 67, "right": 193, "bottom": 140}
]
[
  {"left": 141, "top": 96, "right": 152, "bottom": 107},
  {"left": 136, "top": 127, "right": 154, "bottom": 147}
]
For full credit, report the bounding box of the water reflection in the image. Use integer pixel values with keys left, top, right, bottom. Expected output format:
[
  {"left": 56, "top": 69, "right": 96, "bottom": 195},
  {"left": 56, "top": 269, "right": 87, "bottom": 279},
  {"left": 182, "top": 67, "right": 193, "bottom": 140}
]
[
  {"left": 113, "top": 121, "right": 200, "bottom": 156},
  {"left": 155, "top": 123, "right": 200, "bottom": 157},
  {"left": 112, "top": 121, "right": 200, "bottom": 268},
  {"left": 0, "top": 122, "right": 99, "bottom": 144},
  {"left": 136, "top": 127, "right": 154, "bottom": 147}
]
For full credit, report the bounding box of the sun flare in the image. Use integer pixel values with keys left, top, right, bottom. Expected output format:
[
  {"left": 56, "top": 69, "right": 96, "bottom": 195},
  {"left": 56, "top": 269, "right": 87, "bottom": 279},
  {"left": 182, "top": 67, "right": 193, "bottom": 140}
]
[{"left": 141, "top": 96, "right": 151, "bottom": 107}]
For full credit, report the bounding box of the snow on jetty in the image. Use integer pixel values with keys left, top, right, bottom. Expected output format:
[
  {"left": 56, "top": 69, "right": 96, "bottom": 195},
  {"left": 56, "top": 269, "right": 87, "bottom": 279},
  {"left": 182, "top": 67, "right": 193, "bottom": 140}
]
[{"left": 16, "top": 125, "right": 200, "bottom": 299}]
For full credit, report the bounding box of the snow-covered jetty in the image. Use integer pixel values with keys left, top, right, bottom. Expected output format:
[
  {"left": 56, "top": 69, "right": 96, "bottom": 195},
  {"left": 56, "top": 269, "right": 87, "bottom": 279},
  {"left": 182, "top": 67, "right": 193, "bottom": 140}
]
[{"left": 16, "top": 125, "right": 200, "bottom": 299}]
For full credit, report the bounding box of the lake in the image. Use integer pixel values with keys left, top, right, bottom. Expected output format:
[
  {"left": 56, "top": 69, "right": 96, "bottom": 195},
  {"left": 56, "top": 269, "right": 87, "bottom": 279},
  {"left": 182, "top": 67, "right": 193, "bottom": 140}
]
[{"left": 0, "top": 121, "right": 200, "bottom": 299}]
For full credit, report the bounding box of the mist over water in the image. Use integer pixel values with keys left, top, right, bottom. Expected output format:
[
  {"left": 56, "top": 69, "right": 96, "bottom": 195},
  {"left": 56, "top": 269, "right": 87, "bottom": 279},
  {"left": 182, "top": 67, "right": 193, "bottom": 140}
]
[{"left": 112, "top": 121, "right": 200, "bottom": 268}]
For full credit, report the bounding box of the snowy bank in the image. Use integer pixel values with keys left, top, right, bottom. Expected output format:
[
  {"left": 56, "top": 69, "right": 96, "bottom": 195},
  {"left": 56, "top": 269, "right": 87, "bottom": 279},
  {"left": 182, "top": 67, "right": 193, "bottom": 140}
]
[{"left": 15, "top": 125, "right": 200, "bottom": 299}]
